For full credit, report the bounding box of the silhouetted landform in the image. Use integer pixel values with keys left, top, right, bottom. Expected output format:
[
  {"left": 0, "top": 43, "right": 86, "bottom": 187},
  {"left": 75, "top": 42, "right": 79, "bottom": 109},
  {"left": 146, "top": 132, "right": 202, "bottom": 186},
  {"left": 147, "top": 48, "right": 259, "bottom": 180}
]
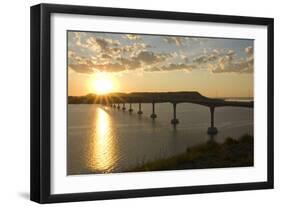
[
  {"left": 68, "top": 92, "right": 253, "bottom": 108},
  {"left": 126, "top": 134, "right": 254, "bottom": 172}
]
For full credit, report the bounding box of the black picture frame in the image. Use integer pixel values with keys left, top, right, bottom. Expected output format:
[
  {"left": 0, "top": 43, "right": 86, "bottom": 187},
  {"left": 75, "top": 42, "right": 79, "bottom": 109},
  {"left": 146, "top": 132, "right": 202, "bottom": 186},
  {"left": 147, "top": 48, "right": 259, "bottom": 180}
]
[{"left": 30, "top": 3, "right": 274, "bottom": 204}]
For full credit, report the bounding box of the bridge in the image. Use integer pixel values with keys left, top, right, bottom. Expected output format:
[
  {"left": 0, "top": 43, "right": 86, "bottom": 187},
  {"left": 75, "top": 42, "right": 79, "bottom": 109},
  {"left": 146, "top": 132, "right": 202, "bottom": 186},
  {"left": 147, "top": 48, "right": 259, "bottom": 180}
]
[{"left": 92, "top": 92, "right": 253, "bottom": 135}]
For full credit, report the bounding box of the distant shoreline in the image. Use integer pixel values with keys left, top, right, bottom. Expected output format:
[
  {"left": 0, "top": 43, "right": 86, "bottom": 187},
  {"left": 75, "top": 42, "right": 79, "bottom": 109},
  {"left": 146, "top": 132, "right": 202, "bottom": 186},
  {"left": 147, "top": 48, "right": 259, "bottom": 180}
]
[
  {"left": 68, "top": 93, "right": 253, "bottom": 100},
  {"left": 67, "top": 92, "right": 254, "bottom": 104}
]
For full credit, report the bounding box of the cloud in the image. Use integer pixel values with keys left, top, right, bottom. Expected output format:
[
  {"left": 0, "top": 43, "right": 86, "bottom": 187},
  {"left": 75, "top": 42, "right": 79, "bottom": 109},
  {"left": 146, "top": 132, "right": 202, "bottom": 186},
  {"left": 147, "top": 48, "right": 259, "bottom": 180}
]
[
  {"left": 185, "top": 37, "right": 208, "bottom": 46},
  {"left": 210, "top": 58, "right": 253, "bottom": 74},
  {"left": 122, "top": 43, "right": 149, "bottom": 56},
  {"left": 116, "top": 51, "right": 172, "bottom": 71},
  {"left": 101, "top": 53, "right": 112, "bottom": 59},
  {"left": 123, "top": 34, "right": 142, "bottom": 40},
  {"left": 68, "top": 46, "right": 171, "bottom": 73},
  {"left": 192, "top": 49, "right": 235, "bottom": 64},
  {"left": 245, "top": 46, "right": 253, "bottom": 66},
  {"left": 69, "top": 63, "right": 94, "bottom": 74},
  {"left": 93, "top": 42, "right": 150, "bottom": 60},
  {"left": 245, "top": 46, "right": 253, "bottom": 56},
  {"left": 162, "top": 63, "right": 194, "bottom": 71},
  {"left": 68, "top": 50, "right": 76, "bottom": 60},
  {"left": 117, "top": 57, "right": 141, "bottom": 70},
  {"left": 69, "top": 61, "right": 127, "bottom": 73},
  {"left": 193, "top": 54, "right": 218, "bottom": 64},
  {"left": 163, "top": 37, "right": 186, "bottom": 46},
  {"left": 209, "top": 48, "right": 253, "bottom": 74},
  {"left": 91, "top": 63, "right": 124, "bottom": 73},
  {"left": 68, "top": 32, "right": 253, "bottom": 75},
  {"left": 145, "top": 63, "right": 195, "bottom": 72},
  {"left": 134, "top": 51, "right": 162, "bottom": 64},
  {"left": 191, "top": 47, "right": 253, "bottom": 74},
  {"left": 85, "top": 36, "right": 120, "bottom": 52}
]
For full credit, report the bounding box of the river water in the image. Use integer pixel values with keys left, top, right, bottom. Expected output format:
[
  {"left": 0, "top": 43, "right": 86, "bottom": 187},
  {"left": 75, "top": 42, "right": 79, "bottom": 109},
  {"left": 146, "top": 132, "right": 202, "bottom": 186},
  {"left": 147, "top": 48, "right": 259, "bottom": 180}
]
[{"left": 67, "top": 102, "right": 253, "bottom": 175}]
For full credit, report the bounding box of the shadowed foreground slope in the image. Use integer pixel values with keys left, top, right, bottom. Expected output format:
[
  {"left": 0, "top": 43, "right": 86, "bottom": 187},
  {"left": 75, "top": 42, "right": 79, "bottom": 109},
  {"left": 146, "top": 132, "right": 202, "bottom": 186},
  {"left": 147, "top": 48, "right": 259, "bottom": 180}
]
[{"left": 126, "top": 134, "right": 253, "bottom": 172}]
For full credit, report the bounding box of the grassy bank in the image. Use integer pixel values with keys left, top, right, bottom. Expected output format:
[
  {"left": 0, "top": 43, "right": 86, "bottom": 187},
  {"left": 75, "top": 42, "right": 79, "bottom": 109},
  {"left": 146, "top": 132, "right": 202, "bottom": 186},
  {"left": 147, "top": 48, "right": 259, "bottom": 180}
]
[{"left": 128, "top": 134, "right": 253, "bottom": 172}]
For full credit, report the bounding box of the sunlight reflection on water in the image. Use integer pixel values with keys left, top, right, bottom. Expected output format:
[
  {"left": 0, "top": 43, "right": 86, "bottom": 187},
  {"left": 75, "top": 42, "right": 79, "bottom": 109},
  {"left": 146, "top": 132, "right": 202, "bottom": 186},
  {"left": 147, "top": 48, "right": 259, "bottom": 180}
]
[
  {"left": 67, "top": 103, "right": 253, "bottom": 175},
  {"left": 89, "top": 108, "right": 118, "bottom": 173}
]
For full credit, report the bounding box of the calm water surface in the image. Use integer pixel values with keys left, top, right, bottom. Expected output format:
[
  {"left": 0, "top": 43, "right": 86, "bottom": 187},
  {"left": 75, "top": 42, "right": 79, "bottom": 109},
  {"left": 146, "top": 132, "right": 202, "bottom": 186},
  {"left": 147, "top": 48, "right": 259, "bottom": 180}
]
[{"left": 67, "top": 102, "right": 253, "bottom": 175}]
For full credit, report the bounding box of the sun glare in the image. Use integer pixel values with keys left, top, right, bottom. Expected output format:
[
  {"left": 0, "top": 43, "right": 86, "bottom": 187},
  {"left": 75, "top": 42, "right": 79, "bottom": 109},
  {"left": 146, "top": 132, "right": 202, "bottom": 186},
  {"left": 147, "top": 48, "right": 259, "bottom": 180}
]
[{"left": 92, "top": 74, "right": 114, "bottom": 95}]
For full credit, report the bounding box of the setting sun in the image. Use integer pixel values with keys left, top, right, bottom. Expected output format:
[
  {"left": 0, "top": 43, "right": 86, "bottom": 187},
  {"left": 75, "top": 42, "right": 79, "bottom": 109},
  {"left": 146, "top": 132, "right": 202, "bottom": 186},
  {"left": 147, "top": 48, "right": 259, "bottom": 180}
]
[{"left": 92, "top": 74, "right": 114, "bottom": 95}]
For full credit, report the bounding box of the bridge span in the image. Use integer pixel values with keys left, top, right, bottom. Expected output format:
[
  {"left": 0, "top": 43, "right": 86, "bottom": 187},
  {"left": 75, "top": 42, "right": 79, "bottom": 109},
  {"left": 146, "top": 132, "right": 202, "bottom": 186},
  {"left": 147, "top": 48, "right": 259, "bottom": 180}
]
[{"left": 98, "top": 92, "right": 253, "bottom": 135}]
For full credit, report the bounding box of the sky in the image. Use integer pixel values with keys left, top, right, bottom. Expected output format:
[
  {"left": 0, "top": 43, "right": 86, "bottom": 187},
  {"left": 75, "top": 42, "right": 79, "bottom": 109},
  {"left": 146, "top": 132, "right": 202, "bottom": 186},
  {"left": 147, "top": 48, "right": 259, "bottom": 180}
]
[{"left": 68, "top": 31, "right": 254, "bottom": 98}]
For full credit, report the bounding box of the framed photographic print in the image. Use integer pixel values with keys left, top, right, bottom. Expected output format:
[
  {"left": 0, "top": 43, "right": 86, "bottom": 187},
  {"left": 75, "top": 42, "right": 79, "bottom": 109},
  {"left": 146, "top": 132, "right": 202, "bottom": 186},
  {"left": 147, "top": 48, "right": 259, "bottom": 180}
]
[{"left": 30, "top": 3, "right": 274, "bottom": 203}]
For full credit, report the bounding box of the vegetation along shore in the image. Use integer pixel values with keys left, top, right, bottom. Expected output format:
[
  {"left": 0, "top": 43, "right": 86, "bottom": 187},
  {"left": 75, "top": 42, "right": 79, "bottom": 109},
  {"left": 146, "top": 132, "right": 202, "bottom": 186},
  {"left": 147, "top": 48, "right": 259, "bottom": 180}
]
[{"left": 127, "top": 134, "right": 253, "bottom": 172}]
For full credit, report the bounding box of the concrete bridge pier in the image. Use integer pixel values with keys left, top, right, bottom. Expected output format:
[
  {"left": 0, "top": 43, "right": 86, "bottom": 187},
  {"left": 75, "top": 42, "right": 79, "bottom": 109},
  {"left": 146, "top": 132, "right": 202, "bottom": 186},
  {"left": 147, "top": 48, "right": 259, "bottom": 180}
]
[
  {"left": 150, "top": 102, "right": 157, "bottom": 119},
  {"left": 171, "top": 103, "right": 179, "bottom": 124},
  {"left": 117, "top": 103, "right": 120, "bottom": 109},
  {"left": 122, "top": 103, "right": 126, "bottom": 111},
  {"left": 207, "top": 106, "right": 218, "bottom": 135},
  {"left": 137, "top": 103, "right": 143, "bottom": 115},
  {"left": 129, "top": 103, "right": 133, "bottom": 112}
]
